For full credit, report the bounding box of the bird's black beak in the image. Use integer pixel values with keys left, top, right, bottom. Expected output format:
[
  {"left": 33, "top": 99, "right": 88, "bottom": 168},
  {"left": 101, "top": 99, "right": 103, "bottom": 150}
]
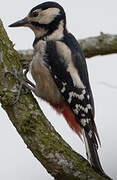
[{"left": 9, "top": 17, "right": 29, "bottom": 27}]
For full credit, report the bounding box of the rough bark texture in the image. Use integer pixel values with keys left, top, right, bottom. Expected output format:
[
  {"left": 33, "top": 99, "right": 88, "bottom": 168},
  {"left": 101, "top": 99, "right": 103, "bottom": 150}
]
[
  {"left": 79, "top": 33, "right": 117, "bottom": 58},
  {"left": 0, "top": 19, "right": 112, "bottom": 180},
  {"left": 19, "top": 33, "right": 117, "bottom": 69}
]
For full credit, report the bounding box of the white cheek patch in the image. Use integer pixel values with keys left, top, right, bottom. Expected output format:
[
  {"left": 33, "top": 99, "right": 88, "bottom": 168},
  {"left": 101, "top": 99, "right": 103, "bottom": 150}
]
[{"left": 39, "top": 8, "right": 60, "bottom": 24}]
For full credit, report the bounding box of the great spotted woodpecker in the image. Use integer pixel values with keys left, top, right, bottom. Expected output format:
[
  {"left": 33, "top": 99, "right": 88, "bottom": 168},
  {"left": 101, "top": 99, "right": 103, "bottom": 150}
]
[{"left": 9, "top": 1, "right": 109, "bottom": 177}]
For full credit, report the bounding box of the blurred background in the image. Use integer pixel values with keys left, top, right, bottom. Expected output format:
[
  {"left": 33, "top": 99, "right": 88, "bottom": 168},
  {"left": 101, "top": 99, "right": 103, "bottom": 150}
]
[{"left": 0, "top": 0, "right": 117, "bottom": 179}]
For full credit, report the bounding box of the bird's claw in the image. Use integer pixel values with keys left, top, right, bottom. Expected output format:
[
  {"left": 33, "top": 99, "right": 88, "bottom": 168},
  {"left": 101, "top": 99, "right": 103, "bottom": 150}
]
[{"left": 5, "top": 70, "right": 35, "bottom": 105}]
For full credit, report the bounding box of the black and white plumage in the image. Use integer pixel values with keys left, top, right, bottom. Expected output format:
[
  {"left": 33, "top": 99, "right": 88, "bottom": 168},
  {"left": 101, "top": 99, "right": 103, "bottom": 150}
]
[{"left": 9, "top": 1, "right": 109, "bottom": 177}]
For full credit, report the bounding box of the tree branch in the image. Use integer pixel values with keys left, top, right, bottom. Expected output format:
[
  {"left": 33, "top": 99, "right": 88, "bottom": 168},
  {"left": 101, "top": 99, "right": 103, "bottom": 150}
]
[
  {"left": 79, "top": 33, "right": 117, "bottom": 58},
  {"left": 0, "top": 19, "right": 112, "bottom": 180},
  {"left": 19, "top": 33, "right": 117, "bottom": 69}
]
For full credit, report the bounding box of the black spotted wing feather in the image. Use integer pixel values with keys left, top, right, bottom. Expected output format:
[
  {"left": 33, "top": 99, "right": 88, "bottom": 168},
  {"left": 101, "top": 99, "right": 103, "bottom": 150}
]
[{"left": 46, "top": 35, "right": 100, "bottom": 147}]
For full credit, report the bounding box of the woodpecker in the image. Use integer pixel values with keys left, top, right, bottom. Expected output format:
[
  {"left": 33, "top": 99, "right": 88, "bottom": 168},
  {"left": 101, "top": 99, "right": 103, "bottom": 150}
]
[{"left": 9, "top": 1, "right": 109, "bottom": 177}]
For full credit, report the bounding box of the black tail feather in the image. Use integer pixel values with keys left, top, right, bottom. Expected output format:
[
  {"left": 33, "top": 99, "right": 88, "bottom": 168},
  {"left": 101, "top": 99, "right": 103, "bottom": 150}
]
[{"left": 82, "top": 129, "right": 112, "bottom": 179}]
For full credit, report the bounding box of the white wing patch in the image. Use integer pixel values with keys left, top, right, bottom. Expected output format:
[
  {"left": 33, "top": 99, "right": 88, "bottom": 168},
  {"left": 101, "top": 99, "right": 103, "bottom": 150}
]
[
  {"left": 61, "top": 82, "right": 67, "bottom": 93},
  {"left": 73, "top": 104, "right": 79, "bottom": 115},
  {"left": 56, "top": 41, "right": 71, "bottom": 64},
  {"left": 56, "top": 41, "right": 85, "bottom": 89},
  {"left": 67, "top": 91, "right": 92, "bottom": 116},
  {"left": 67, "top": 61, "right": 85, "bottom": 88},
  {"left": 88, "top": 130, "right": 93, "bottom": 138},
  {"left": 81, "top": 118, "right": 90, "bottom": 127},
  {"left": 68, "top": 90, "right": 86, "bottom": 104}
]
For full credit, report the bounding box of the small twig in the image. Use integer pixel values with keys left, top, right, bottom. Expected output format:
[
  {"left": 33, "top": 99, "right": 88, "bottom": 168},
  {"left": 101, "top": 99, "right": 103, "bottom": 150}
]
[{"left": 100, "top": 81, "right": 117, "bottom": 89}]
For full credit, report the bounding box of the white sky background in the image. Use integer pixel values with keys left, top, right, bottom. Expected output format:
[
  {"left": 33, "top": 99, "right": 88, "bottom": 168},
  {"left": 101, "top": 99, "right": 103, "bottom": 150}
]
[{"left": 0, "top": 0, "right": 117, "bottom": 179}]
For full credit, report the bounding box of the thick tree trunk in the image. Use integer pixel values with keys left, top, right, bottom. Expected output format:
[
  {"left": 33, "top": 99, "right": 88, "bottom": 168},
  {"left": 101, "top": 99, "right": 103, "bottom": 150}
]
[{"left": 0, "top": 19, "right": 112, "bottom": 180}]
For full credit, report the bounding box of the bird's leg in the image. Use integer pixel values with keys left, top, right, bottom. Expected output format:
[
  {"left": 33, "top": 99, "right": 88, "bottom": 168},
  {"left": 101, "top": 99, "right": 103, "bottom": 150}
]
[
  {"left": 22, "top": 68, "right": 36, "bottom": 93},
  {"left": 24, "top": 68, "right": 35, "bottom": 88},
  {"left": 5, "top": 68, "right": 36, "bottom": 105}
]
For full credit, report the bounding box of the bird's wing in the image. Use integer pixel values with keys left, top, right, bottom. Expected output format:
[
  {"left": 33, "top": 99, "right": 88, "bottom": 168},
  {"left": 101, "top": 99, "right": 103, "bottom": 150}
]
[{"left": 45, "top": 38, "right": 100, "bottom": 147}]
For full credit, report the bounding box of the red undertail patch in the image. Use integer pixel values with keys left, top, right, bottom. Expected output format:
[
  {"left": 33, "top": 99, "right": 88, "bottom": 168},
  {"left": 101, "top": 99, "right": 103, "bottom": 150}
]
[{"left": 50, "top": 102, "right": 82, "bottom": 139}]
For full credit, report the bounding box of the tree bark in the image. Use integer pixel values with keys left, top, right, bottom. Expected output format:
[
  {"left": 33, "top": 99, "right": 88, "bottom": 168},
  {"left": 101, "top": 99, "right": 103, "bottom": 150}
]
[
  {"left": 79, "top": 33, "right": 117, "bottom": 58},
  {"left": 0, "top": 19, "right": 112, "bottom": 180}
]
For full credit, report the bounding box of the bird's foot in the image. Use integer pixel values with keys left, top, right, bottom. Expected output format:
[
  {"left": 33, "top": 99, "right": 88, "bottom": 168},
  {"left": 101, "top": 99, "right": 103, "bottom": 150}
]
[{"left": 5, "top": 69, "right": 35, "bottom": 105}]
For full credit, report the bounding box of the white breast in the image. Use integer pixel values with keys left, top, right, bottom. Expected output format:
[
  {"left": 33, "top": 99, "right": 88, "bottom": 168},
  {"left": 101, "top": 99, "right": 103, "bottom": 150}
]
[{"left": 30, "top": 40, "right": 62, "bottom": 104}]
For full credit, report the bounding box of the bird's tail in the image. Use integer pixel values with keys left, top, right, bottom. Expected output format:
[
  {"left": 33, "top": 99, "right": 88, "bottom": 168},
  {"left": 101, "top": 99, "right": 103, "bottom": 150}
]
[{"left": 82, "top": 129, "right": 111, "bottom": 179}]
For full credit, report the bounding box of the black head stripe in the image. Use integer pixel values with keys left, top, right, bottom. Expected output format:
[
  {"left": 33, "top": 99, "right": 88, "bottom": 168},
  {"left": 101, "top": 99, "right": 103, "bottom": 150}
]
[
  {"left": 31, "top": 1, "right": 65, "bottom": 13},
  {"left": 30, "top": 2, "right": 66, "bottom": 26},
  {"left": 31, "top": 22, "right": 47, "bottom": 28}
]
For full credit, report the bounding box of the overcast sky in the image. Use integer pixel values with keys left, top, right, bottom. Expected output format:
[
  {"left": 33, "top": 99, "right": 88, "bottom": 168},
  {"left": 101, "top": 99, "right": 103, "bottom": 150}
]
[{"left": 0, "top": 0, "right": 117, "bottom": 180}]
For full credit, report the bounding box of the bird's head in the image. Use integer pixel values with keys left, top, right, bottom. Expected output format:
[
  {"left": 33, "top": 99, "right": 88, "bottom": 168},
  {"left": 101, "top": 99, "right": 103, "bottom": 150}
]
[{"left": 9, "top": 1, "right": 67, "bottom": 40}]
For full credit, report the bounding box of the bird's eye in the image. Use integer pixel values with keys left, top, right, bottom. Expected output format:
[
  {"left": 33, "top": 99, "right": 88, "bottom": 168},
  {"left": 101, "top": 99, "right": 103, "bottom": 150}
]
[{"left": 32, "top": 11, "right": 38, "bottom": 17}]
